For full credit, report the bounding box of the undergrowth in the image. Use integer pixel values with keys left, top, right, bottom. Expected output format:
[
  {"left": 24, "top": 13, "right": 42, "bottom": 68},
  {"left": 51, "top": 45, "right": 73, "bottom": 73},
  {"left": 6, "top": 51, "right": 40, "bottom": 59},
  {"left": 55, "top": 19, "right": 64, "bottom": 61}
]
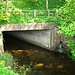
[{"left": 0, "top": 53, "right": 33, "bottom": 75}]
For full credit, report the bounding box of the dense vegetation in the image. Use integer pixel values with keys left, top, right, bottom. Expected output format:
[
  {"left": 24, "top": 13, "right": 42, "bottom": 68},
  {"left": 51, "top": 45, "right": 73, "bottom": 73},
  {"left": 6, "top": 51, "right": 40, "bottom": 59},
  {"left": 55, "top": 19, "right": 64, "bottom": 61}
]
[
  {"left": 0, "top": 53, "right": 32, "bottom": 75},
  {"left": 58, "top": 0, "right": 75, "bottom": 60},
  {"left": 13, "top": 0, "right": 65, "bottom": 10},
  {"left": 0, "top": 0, "right": 75, "bottom": 74},
  {"left": 0, "top": 53, "right": 19, "bottom": 75},
  {"left": 0, "top": 0, "right": 65, "bottom": 24}
]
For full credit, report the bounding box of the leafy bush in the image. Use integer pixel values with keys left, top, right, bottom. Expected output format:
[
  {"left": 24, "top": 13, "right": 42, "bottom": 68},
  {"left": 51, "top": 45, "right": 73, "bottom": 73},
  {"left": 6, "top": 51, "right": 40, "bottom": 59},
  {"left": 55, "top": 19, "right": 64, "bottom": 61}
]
[
  {"left": 0, "top": 58, "right": 19, "bottom": 75},
  {"left": 13, "top": 61, "right": 33, "bottom": 75},
  {"left": 0, "top": 53, "right": 13, "bottom": 67},
  {"left": 9, "top": 15, "right": 21, "bottom": 24},
  {"left": 58, "top": 0, "right": 75, "bottom": 23},
  {"left": 0, "top": 60, "right": 5, "bottom": 68},
  {"left": 0, "top": 12, "right": 10, "bottom": 22},
  {"left": 13, "top": 8, "right": 23, "bottom": 15},
  {"left": 58, "top": 22, "right": 75, "bottom": 61},
  {"left": 0, "top": 68, "right": 19, "bottom": 75},
  {"left": 0, "top": 1, "right": 5, "bottom": 12},
  {"left": 57, "top": 0, "right": 75, "bottom": 60}
]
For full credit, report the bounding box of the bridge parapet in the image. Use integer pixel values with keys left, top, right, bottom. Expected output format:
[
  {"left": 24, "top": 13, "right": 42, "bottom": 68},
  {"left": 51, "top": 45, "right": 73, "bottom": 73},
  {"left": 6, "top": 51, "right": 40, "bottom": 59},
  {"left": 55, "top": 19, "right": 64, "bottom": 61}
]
[{"left": 0, "top": 22, "right": 55, "bottom": 31}]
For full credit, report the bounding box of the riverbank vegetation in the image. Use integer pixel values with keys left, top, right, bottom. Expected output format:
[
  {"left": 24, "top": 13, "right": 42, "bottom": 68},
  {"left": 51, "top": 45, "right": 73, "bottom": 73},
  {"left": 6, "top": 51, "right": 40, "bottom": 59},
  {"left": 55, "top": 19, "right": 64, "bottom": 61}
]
[
  {"left": 58, "top": 0, "right": 75, "bottom": 61},
  {"left": 0, "top": 53, "right": 19, "bottom": 75},
  {"left": 0, "top": 53, "right": 32, "bottom": 75}
]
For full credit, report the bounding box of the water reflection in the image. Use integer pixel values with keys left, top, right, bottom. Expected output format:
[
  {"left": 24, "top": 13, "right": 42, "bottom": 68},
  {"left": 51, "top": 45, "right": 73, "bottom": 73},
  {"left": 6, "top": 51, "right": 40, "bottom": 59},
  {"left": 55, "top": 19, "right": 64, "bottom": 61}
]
[{"left": 3, "top": 33, "right": 75, "bottom": 75}]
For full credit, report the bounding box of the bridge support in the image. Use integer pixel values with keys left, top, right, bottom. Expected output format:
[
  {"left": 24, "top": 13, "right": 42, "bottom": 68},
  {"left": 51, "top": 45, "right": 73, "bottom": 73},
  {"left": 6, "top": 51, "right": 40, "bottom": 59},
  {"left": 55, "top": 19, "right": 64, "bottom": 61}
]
[{"left": 0, "top": 31, "right": 4, "bottom": 54}]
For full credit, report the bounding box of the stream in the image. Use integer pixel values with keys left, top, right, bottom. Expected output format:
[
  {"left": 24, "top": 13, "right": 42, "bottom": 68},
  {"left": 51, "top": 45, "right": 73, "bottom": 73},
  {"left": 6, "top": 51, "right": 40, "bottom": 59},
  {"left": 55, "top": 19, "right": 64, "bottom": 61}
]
[{"left": 3, "top": 32, "right": 75, "bottom": 75}]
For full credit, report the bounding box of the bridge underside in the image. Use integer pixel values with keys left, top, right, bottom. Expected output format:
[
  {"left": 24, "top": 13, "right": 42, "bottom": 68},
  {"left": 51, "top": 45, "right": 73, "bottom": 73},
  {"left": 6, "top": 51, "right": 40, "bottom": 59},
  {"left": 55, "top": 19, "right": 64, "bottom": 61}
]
[
  {"left": 0, "top": 22, "right": 60, "bottom": 53},
  {"left": 2, "top": 29, "right": 55, "bottom": 51}
]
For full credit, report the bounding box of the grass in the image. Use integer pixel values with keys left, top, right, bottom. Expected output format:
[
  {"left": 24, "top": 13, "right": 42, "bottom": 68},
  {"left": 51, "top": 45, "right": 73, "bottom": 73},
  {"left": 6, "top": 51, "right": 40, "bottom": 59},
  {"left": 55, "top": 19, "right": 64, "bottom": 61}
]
[{"left": 0, "top": 14, "right": 64, "bottom": 26}]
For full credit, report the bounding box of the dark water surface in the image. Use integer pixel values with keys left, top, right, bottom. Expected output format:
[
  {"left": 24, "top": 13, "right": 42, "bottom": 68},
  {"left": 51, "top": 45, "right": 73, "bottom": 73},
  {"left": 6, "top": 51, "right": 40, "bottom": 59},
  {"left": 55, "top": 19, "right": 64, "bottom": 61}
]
[{"left": 3, "top": 32, "right": 75, "bottom": 75}]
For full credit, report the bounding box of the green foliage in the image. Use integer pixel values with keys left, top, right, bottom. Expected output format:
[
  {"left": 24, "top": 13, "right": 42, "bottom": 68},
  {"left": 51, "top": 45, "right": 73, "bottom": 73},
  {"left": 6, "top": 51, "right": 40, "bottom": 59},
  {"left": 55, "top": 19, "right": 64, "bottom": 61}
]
[
  {"left": 0, "top": 1, "right": 14, "bottom": 22},
  {"left": 57, "top": 0, "right": 75, "bottom": 59},
  {"left": 58, "top": 0, "right": 75, "bottom": 61},
  {"left": 58, "top": 23, "right": 75, "bottom": 38},
  {"left": 0, "top": 0, "right": 66, "bottom": 24},
  {"left": 0, "top": 53, "right": 19, "bottom": 75},
  {"left": 0, "top": 60, "right": 5, "bottom": 68},
  {"left": 66, "top": 40, "right": 75, "bottom": 56},
  {"left": 13, "top": 0, "right": 65, "bottom": 10},
  {"left": 13, "top": 8, "right": 23, "bottom": 15},
  {"left": 13, "top": 61, "right": 33, "bottom": 75},
  {"left": 0, "top": 53, "right": 13, "bottom": 61},
  {"left": 9, "top": 15, "right": 21, "bottom": 24},
  {"left": 58, "top": 23, "right": 75, "bottom": 60},
  {"left": 0, "top": 68, "right": 19, "bottom": 75},
  {"left": 0, "top": 60, "right": 11, "bottom": 69},
  {"left": 0, "top": 1, "right": 14, "bottom": 13},
  {"left": 0, "top": 12, "right": 10, "bottom": 22},
  {"left": 58, "top": 0, "right": 75, "bottom": 23},
  {"left": 0, "top": 1, "right": 5, "bottom": 12},
  {"left": 0, "top": 53, "right": 13, "bottom": 66}
]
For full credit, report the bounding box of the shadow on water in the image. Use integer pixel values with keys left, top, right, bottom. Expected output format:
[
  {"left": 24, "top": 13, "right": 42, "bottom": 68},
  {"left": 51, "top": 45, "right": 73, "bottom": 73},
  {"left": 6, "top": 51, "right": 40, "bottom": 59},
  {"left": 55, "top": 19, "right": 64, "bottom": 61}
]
[{"left": 3, "top": 32, "right": 75, "bottom": 75}]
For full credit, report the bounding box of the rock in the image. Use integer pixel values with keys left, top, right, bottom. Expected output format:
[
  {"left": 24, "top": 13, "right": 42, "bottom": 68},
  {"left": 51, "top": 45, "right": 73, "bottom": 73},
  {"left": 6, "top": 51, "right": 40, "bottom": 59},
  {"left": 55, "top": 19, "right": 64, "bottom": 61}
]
[{"left": 33, "top": 63, "right": 44, "bottom": 70}]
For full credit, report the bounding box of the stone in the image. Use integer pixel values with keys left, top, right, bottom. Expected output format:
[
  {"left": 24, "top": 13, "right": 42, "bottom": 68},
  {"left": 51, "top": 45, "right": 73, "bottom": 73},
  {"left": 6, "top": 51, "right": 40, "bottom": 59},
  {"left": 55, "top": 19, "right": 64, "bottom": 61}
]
[{"left": 33, "top": 63, "right": 44, "bottom": 69}]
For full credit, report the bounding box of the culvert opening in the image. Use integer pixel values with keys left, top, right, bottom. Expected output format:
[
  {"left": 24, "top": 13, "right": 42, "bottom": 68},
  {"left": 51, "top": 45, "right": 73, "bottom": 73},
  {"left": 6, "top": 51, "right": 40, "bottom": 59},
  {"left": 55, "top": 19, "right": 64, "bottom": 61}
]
[
  {"left": 2, "top": 31, "right": 48, "bottom": 51},
  {"left": 2, "top": 30, "right": 52, "bottom": 66}
]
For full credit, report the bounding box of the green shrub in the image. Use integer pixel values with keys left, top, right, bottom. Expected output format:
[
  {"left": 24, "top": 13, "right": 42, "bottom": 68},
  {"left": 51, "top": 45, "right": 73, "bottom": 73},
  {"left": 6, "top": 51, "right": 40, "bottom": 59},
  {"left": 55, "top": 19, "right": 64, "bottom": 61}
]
[
  {"left": 57, "top": 0, "right": 75, "bottom": 61},
  {"left": 13, "top": 61, "right": 33, "bottom": 75},
  {"left": 0, "top": 53, "right": 13, "bottom": 67},
  {"left": 58, "top": 22, "right": 75, "bottom": 61},
  {"left": 0, "top": 12, "right": 10, "bottom": 22},
  {"left": 0, "top": 60, "right": 5, "bottom": 68},
  {"left": 0, "top": 60, "right": 19, "bottom": 75},
  {"left": 0, "top": 68, "right": 19, "bottom": 75},
  {"left": 9, "top": 15, "right": 21, "bottom": 24},
  {"left": 13, "top": 8, "right": 23, "bottom": 15}
]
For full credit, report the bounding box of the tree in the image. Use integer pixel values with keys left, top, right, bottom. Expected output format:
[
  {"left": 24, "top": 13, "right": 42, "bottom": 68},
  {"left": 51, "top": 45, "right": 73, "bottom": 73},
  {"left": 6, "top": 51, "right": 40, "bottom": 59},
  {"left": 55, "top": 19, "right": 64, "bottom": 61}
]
[{"left": 46, "top": 0, "right": 48, "bottom": 12}]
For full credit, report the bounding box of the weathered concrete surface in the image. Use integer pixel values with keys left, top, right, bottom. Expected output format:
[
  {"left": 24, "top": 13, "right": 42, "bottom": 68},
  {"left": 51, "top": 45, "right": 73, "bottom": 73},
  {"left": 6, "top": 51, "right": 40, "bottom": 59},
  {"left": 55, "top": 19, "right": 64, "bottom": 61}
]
[
  {"left": 0, "top": 34, "right": 4, "bottom": 54},
  {"left": 0, "top": 22, "right": 56, "bottom": 53},
  {"left": 0, "top": 22, "right": 55, "bottom": 31},
  {"left": 5, "top": 30, "right": 55, "bottom": 50}
]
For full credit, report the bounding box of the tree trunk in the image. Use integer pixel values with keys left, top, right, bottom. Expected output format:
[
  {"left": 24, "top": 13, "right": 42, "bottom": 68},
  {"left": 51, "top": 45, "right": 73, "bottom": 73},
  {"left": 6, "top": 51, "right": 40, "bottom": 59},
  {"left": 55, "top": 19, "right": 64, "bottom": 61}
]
[
  {"left": 5, "top": 0, "right": 7, "bottom": 13},
  {"left": 46, "top": 0, "right": 48, "bottom": 12}
]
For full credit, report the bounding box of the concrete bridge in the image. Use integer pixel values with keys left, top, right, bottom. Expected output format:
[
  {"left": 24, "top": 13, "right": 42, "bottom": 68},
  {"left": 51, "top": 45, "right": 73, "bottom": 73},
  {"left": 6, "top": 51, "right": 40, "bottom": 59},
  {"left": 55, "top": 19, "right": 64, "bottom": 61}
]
[{"left": 0, "top": 22, "right": 67, "bottom": 54}]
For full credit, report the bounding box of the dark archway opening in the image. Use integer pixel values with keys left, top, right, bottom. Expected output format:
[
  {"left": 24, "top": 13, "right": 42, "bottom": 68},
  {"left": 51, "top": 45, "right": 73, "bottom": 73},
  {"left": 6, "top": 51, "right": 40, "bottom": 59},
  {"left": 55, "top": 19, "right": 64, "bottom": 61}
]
[{"left": 2, "top": 31, "right": 47, "bottom": 51}]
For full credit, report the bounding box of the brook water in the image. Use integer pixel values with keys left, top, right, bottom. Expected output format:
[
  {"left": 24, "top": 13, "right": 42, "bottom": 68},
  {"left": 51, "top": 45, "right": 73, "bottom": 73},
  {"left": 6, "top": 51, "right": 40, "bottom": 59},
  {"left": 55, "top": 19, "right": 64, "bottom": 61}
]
[{"left": 3, "top": 32, "right": 75, "bottom": 75}]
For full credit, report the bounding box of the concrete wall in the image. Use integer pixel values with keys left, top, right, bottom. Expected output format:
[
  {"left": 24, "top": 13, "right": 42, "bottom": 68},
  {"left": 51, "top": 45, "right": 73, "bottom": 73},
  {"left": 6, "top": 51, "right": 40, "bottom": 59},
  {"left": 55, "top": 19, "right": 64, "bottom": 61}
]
[
  {"left": 5, "top": 30, "right": 54, "bottom": 50},
  {"left": 0, "top": 22, "right": 56, "bottom": 54}
]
